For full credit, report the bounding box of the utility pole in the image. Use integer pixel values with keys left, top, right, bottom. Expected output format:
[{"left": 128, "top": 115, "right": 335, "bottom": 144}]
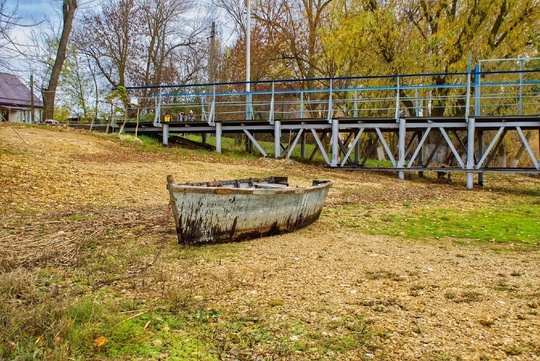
[
  {"left": 209, "top": 22, "right": 216, "bottom": 83},
  {"left": 204, "top": 22, "right": 217, "bottom": 144},
  {"left": 245, "top": 0, "right": 252, "bottom": 120}
]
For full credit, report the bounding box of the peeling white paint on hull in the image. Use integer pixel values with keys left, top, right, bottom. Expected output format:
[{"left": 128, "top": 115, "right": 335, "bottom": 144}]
[{"left": 166, "top": 176, "right": 332, "bottom": 245}]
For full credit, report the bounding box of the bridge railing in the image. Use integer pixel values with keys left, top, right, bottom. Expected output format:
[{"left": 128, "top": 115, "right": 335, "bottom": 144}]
[
  {"left": 474, "top": 70, "right": 540, "bottom": 116},
  {"left": 125, "top": 68, "right": 540, "bottom": 124}
]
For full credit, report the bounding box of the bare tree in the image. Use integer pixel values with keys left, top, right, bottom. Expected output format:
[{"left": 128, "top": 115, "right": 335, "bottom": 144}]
[
  {"left": 41, "top": 0, "right": 78, "bottom": 121},
  {"left": 0, "top": 0, "right": 23, "bottom": 71},
  {"left": 141, "top": 0, "right": 210, "bottom": 86},
  {"left": 74, "top": 0, "right": 209, "bottom": 88},
  {"left": 211, "top": 0, "right": 247, "bottom": 36},
  {"left": 73, "top": 0, "right": 142, "bottom": 89}
]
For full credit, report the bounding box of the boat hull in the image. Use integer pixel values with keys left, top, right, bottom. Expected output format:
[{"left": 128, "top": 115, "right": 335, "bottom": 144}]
[{"left": 166, "top": 176, "right": 332, "bottom": 245}]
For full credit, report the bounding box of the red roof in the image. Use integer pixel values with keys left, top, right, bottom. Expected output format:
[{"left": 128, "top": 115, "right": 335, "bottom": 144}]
[{"left": 0, "top": 72, "right": 44, "bottom": 108}]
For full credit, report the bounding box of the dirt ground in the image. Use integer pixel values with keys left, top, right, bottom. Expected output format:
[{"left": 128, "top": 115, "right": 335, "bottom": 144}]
[{"left": 1, "top": 124, "right": 539, "bottom": 360}]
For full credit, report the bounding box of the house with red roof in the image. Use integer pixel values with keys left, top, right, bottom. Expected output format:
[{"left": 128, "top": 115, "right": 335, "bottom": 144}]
[{"left": 0, "top": 72, "right": 43, "bottom": 123}]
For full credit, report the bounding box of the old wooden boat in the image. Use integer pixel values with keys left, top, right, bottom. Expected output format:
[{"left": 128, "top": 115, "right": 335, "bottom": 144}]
[{"left": 166, "top": 175, "right": 332, "bottom": 245}]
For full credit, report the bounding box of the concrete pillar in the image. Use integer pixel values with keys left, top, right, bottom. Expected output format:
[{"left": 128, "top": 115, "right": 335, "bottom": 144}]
[
  {"left": 466, "top": 117, "right": 475, "bottom": 189},
  {"left": 397, "top": 118, "right": 406, "bottom": 180},
  {"left": 162, "top": 123, "right": 169, "bottom": 146},
  {"left": 215, "top": 122, "right": 222, "bottom": 153},
  {"left": 331, "top": 119, "right": 339, "bottom": 166},
  {"left": 274, "top": 120, "right": 281, "bottom": 158}
]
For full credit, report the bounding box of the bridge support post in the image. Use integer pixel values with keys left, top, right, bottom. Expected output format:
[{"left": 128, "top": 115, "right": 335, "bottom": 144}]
[
  {"left": 215, "top": 122, "right": 222, "bottom": 153},
  {"left": 397, "top": 118, "right": 406, "bottom": 180},
  {"left": 331, "top": 119, "right": 339, "bottom": 166},
  {"left": 466, "top": 117, "right": 475, "bottom": 189},
  {"left": 274, "top": 120, "right": 281, "bottom": 158},
  {"left": 162, "top": 124, "right": 169, "bottom": 146}
]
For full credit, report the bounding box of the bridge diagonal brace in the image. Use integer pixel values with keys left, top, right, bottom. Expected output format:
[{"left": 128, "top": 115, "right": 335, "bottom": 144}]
[
  {"left": 286, "top": 129, "right": 305, "bottom": 159},
  {"left": 337, "top": 137, "right": 353, "bottom": 166},
  {"left": 310, "top": 128, "right": 331, "bottom": 165},
  {"left": 375, "top": 128, "right": 396, "bottom": 167},
  {"left": 404, "top": 131, "right": 421, "bottom": 160},
  {"left": 516, "top": 127, "right": 540, "bottom": 169},
  {"left": 274, "top": 136, "right": 288, "bottom": 156},
  {"left": 342, "top": 132, "right": 354, "bottom": 148},
  {"left": 153, "top": 91, "right": 162, "bottom": 127},
  {"left": 484, "top": 128, "right": 508, "bottom": 168},
  {"left": 476, "top": 126, "right": 505, "bottom": 169},
  {"left": 439, "top": 127, "right": 465, "bottom": 169},
  {"left": 280, "top": 141, "right": 288, "bottom": 152},
  {"left": 341, "top": 128, "right": 365, "bottom": 167},
  {"left": 407, "top": 128, "right": 432, "bottom": 168},
  {"left": 208, "top": 84, "right": 216, "bottom": 126},
  {"left": 451, "top": 130, "right": 468, "bottom": 154},
  {"left": 360, "top": 133, "right": 380, "bottom": 167},
  {"left": 243, "top": 129, "right": 268, "bottom": 157},
  {"left": 309, "top": 131, "right": 327, "bottom": 160},
  {"left": 208, "top": 100, "right": 216, "bottom": 125},
  {"left": 337, "top": 133, "right": 355, "bottom": 165},
  {"left": 424, "top": 138, "right": 444, "bottom": 168}
]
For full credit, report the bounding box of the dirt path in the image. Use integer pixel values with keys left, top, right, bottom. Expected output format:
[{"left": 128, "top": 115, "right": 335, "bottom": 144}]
[{"left": 1, "top": 124, "right": 539, "bottom": 360}]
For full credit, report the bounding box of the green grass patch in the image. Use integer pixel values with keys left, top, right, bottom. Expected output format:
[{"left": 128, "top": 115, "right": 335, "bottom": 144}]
[
  {"left": 66, "top": 214, "right": 90, "bottom": 222},
  {"left": 0, "top": 292, "right": 221, "bottom": 361},
  {"left": 4, "top": 281, "right": 375, "bottom": 361},
  {"left": 339, "top": 202, "right": 540, "bottom": 246},
  {"left": 287, "top": 315, "right": 371, "bottom": 355}
]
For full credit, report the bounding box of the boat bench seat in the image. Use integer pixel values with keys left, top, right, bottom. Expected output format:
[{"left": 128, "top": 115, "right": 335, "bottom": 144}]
[{"left": 253, "top": 182, "right": 289, "bottom": 189}]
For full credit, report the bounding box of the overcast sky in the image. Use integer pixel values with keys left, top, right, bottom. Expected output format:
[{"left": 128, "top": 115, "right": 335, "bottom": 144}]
[
  {"left": 13, "top": 0, "right": 57, "bottom": 25},
  {"left": 4, "top": 0, "right": 228, "bottom": 78},
  {"left": 10, "top": 0, "right": 219, "bottom": 38},
  {"left": 8, "top": 0, "right": 57, "bottom": 44}
]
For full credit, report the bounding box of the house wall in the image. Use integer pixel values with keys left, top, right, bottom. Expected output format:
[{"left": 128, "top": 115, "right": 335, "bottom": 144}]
[{"left": 0, "top": 108, "right": 42, "bottom": 123}]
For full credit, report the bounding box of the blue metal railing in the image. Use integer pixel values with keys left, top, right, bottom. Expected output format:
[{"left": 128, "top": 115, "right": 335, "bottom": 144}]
[{"left": 125, "top": 68, "right": 540, "bottom": 125}]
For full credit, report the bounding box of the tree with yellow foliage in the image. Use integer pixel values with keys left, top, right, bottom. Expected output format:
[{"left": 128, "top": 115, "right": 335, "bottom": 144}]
[{"left": 322, "top": 0, "right": 538, "bottom": 76}]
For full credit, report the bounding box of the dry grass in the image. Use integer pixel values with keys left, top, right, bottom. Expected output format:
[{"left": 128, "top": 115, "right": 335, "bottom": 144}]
[{"left": 1, "top": 124, "right": 540, "bottom": 360}]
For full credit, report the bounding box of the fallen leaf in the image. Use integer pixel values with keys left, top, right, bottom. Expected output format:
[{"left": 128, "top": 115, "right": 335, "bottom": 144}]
[{"left": 94, "top": 336, "right": 107, "bottom": 348}]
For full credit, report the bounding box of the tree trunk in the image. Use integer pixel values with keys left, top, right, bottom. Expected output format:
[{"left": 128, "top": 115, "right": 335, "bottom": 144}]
[{"left": 41, "top": 0, "right": 78, "bottom": 120}]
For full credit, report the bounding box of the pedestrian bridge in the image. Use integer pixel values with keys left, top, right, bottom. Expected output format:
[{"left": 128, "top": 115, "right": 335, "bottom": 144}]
[{"left": 124, "top": 61, "right": 540, "bottom": 189}]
